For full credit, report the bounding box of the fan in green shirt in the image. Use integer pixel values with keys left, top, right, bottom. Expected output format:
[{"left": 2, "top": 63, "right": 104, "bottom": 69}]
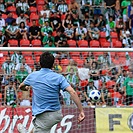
[
  {"left": 39, "top": 13, "right": 50, "bottom": 27},
  {"left": 121, "top": 0, "right": 131, "bottom": 15},
  {"left": 42, "top": 31, "right": 55, "bottom": 46},
  {"left": 41, "top": 21, "right": 53, "bottom": 37},
  {"left": 44, "top": 39, "right": 55, "bottom": 54},
  {"left": 15, "top": 65, "right": 28, "bottom": 83}
]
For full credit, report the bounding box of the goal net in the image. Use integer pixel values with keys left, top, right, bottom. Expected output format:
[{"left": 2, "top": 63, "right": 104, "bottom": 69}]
[{"left": 0, "top": 47, "right": 133, "bottom": 133}]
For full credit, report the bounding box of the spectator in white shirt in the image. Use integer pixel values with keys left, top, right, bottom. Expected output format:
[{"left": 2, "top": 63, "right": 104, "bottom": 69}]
[
  {"left": 122, "top": 30, "right": 132, "bottom": 48},
  {"left": 15, "top": 58, "right": 32, "bottom": 74},
  {"left": 16, "top": 11, "right": 29, "bottom": 26},
  {"left": 75, "top": 23, "right": 87, "bottom": 40},
  {"left": 40, "top": 5, "right": 50, "bottom": 18}
]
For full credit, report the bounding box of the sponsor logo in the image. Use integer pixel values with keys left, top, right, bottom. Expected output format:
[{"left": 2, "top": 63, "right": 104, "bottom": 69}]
[{"left": 128, "top": 113, "right": 133, "bottom": 131}]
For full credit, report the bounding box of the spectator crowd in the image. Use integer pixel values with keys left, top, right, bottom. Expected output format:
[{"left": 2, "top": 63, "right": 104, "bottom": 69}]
[{"left": 0, "top": 0, "right": 133, "bottom": 107}]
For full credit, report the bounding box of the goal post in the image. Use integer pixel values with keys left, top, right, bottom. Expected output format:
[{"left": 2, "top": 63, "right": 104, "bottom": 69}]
[{"left": 0, "top": 47, "right": 133, "bottom": 133}]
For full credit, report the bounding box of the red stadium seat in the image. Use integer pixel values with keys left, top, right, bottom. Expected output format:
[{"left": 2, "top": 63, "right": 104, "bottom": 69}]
[
  {"left": 81, "top": 52, "right": 89, "bottom": 59},
  {"left": 26, "top": 59, "right": 34, "bottom": 69},
  {"left": 7, "top": 6, "right": 16, "bottom": 13},
  {"left": 12, "top": 13, "right": 18, "bottom": 19},
  {"left": 34, "top": 51, "right": 43, "bottom": 56},
  {"left": 77, "top": 40, "right": 88, "bottom": 47},
  {"left": 69, "top": 52, "right": 80, "bottom": 58},
  {"left": 25, "top": 56, "right": 33, "bottom": 60},
  {"left": 30, "top": 13, "right": 39, "bottom": 20},
  {"left": 75, "top": 59, "right": 84, "bottom": 68},
  {"left": 92, "top": 52, "right": 103, "bottom": 57},
  {"left": 89, "top": 40, "right": 100, "bottom": 47},
  {"left": 31, "top": 39, "right": 42, "bottom": 47},
  {"left": 37, "top": 5, "right": 43, "bottom": 12},
  {"left": 30, "top": 6, "right": 37, "bottom": 13},
  {"left": 8, "top": 39, "right": 18, "bottom": 47},
  {"left": 113, "top": 40, "right": 122, "bottom": 48},
  {"left": 105, "top": 80, "right": 116, "bottom": 89},
  {"left": 0, "top": 57, "right": 6, "bottom": 64},
  {"left": 67, "top": 40, "right": 77, "bottom": 47},
  {"left": 79, "top": 80, "right": 88, "bottom": 90},
  {"left": 22, "top": 51, "right": 33, "bottom": 56},
  {"left": 100, "top": 31, "right": 106, "bottom": 38},
  {"left": 36, "top": 0, "right": 45, "bottom": 5},
  {"left": 20, "top": 39, "right": 30, "bottom": 47},
  {"left": 101, "top": 41, "right": 110, "bottom": 48},
  {"left": 34, "top": 56, "right": 40, "bottom": 62},
  {"left": 111, "top": 92, "right": 122, "bottom": 105},
  {"left": 0, "top": 51, "right": 9, "bottom": 56},
  {"left": 60, "top": 59, "right": 69, "bottom": 66},
  {"left": 52, "top": 31, "right": 57, "bottom": 37},
  {"left": 110, "top": 32, "right": 118, "bottom": 39},
  {"left": 2, "top": 14, "right": 7, "bottom": 19},
  {"left": 116, "top": 52, "right": 126, "bottom": 58}
]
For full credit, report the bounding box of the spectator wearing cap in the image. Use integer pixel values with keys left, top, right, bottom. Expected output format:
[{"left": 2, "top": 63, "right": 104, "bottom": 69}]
[
  {"left": 0, "top": 0, "right": 6, "bottom": 14},
  {"left": 16, "top": 0, "right": 30, "bottom": 16},
  {"left": 0, "top": 28, "right": 7, "bottom": 47},
  {"left": 5, "top": 19, "right": 20, "bottom": 40},
  {"left": 29, "top": 20, "right": 41, "bottom": 41},
  {"left": 123, "top": 70, "right": 133, "bottom": 105},
  {"left": 122, "top": 30, "right": 132, "bottom": 48},
  {"left": 42, "top": 31, "right": 55, "bottom": 46},
  {"left": 50, "top": 11, "right": 61, "bottom": 31},
  {"left": 39, "top": 13, "right": 50, "bottom": 27},
  {"left": 0, "top": 12, "right": 5, "bottom": 29}
]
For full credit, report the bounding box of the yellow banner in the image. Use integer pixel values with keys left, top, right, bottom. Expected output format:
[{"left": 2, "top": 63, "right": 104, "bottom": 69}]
[{"left": 96, "top": 108, "right": 133, "bottom": 133}]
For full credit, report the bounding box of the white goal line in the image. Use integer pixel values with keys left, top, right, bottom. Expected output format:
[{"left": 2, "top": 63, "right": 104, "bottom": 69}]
[{"left": 0, "top": 47, "right": 133, "bottom": 52}]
